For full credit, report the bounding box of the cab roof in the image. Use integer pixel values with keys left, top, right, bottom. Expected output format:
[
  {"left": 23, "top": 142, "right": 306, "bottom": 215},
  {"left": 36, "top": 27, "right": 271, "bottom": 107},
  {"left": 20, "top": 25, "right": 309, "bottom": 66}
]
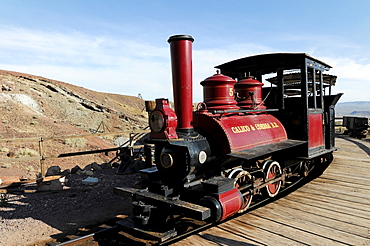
[{"left": 215, "top": 53, "right": 332, "bottom": 78}]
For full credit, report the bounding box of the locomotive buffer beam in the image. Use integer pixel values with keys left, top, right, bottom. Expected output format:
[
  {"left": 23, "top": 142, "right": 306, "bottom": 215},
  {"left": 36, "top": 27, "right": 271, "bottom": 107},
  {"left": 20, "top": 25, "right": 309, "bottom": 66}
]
[
  {"left": 116, "top": 218, "right": 178, "bottom": 243},
  {"left": 114, "top": 187, "right": 211, "bottom": 221},
  {"left": 229, "top": 139, "right": 306, "bottom": 160}
]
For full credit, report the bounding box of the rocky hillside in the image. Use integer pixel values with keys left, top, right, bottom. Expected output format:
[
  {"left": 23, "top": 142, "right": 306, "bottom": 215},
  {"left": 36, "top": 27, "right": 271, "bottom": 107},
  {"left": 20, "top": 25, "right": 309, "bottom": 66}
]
[{"left": 0, "top": 69, "right": 148, "bottom": 178}]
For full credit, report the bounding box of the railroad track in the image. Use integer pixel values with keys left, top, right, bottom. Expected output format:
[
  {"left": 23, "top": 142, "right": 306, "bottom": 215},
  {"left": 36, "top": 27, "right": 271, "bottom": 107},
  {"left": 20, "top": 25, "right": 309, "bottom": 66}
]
[{"left": 56, "top": 174, "right": 313, "bottom": 246}]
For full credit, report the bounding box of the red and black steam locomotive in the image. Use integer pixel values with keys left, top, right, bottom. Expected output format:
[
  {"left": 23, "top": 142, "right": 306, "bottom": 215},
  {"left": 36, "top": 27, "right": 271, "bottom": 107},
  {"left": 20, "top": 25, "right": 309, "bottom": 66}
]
[{"left": 114, "top": 35, "right": 342, "bottom": 242}]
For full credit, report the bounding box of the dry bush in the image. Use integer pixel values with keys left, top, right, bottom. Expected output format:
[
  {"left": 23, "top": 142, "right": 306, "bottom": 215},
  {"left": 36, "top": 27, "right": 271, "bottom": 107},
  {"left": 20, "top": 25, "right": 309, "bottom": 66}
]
[
  {"left": 0, "top": 148, "right": 9, "bottom": 152},
  {"left": 63, "top": 138, "right": 87, "bottom": 148},
  {"left": 1, "top": 163, "right": 12, "bottom": 168},
  {"left": 15, "top": 148, "right": 39, "bottom": 157}
]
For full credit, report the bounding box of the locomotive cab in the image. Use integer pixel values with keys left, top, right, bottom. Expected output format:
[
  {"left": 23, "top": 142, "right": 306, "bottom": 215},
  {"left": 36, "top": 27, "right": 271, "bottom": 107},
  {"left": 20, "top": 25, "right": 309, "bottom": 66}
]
[{"left": 216, "top": 53, "right": 343, "bottom": 159}]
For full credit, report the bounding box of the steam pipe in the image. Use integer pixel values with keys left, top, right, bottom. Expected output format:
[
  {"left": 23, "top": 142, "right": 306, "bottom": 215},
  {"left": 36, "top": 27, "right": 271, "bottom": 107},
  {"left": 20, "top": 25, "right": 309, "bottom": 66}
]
[{"left": 168, "top": 35, "right": 194, "bottom": 133}]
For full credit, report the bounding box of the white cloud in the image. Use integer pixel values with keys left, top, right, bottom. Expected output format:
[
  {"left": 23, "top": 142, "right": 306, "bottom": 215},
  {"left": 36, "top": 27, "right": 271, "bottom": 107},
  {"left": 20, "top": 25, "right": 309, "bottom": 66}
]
[
  {"left": 324, "top": 57, "right": 370, "bottom": 102},
  {"left": 0, "top": 26, "right": 173, "bottom": 100},
  {"left": 1, "top": 25, "right": 369, "bottom": 103}
]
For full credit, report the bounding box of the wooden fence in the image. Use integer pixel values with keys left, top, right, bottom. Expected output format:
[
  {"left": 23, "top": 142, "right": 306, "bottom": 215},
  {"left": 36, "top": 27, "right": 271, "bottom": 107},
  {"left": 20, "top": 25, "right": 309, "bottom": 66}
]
[{"left": 0, "top": 130, "right": 150, "bottom": 176}]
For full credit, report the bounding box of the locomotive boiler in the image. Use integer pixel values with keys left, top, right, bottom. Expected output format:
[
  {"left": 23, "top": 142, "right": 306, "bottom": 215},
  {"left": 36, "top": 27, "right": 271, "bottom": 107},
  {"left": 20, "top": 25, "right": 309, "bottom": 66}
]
[{"left": 114, "top": 34, "right": 342, "bottom": 242}]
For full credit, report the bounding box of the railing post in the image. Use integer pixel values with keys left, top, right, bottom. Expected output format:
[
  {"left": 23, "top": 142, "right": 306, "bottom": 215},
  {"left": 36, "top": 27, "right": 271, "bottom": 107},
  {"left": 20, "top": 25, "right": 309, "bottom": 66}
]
[{"left": 39, "top": 137, "right": 46, "bottom": 177}]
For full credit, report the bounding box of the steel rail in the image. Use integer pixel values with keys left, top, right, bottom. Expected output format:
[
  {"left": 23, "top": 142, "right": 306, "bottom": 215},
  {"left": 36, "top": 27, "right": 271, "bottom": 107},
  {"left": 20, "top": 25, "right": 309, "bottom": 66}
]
[
  {"left": 158, "top": 175, "right": 306, "bottom": 245},
  {"left": 56, "top": 173, "right": 312, "bottom": 246}
]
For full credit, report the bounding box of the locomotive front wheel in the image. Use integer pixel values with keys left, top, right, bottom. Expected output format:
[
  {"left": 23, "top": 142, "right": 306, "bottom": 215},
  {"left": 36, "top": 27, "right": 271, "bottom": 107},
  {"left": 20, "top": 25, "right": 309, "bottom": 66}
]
[
  {"left": 262, "top": 160, "right": 282, "bottom": 197},
  {"left": 228, "top": 168, "right": 253, "bottom": 212}
]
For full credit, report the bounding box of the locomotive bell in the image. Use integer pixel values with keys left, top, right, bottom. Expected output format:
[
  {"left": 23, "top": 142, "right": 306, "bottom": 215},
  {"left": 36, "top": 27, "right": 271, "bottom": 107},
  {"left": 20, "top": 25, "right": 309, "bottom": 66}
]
[
  {"left": 201, "top": 71, "right": 239, "bottom": 111},
  {"left": 234, "top": 76, "right": 266, "bottom": 110}
]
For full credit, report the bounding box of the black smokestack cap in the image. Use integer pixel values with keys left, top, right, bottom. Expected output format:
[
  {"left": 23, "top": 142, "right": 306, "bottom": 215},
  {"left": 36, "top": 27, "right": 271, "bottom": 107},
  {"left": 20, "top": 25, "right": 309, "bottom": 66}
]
[{"left": 168, "top": 35, "right": 194, "bottom": 43}]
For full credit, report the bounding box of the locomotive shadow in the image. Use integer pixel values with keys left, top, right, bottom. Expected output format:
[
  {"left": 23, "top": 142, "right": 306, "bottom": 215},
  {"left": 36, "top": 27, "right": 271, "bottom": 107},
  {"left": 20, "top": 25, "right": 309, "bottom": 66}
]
[
  {"left": 0, "top": 169, "right": 134, "bottom": 244},
  {"left": 199, "top": 233, "right": 260, "bottom": 246},
  {"left": 165, "top": 173, "right": 320, "bottom": 246}
]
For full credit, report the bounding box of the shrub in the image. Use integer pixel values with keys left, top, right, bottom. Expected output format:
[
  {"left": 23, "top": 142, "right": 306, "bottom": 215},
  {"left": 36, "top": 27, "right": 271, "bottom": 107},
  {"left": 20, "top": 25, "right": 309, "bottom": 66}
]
[
  {"left": 2, "top": 163, "right": 12, "bottom": 168},
  {"left": 15, "top": 148, "right": 39, "bottom": 157},
  {"left": 63, "top": 138, "right": 87, "bottom": 148},
  {"left": 26, "top": 166, "right": 35, "bottom": 172}
]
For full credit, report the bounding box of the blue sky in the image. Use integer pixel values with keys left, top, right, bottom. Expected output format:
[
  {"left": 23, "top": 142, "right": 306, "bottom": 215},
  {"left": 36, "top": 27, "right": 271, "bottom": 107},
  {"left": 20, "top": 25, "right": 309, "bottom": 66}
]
[{"left": 1, "top": 1, "right": 370, "bottom": 103}]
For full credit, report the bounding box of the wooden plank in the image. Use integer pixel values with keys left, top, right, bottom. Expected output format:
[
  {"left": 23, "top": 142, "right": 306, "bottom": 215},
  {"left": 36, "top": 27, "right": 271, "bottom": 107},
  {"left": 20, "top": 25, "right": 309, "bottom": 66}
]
[
  {"left": 248, "top": 203, "right": 369, "bottom": 245},
  {"left": 233, "top": 213, "right": 348, "bottom": 246},
  {"left": 320, "top": 172, "right": 370, "bottom": 186},
  {"left": 316, "top": 176, "right": 370, "bottom": 190},
  {"left": 334, "top": 154, "right": 370, "bottom": 164},
  {"left": 307, "top": 178, "right": 370, "bottom": 195},
  {"left": 199, "top": 225, "right": 267, "bottom": 246},
  {"left": 171, "top": 234, "right": 220, "bottom": 246},
  {"left": 302, "top": 182, "right": 370, "bottom": 203},
  {"left": 273, "top": 198, "right": 370, "bottom": 236},
  {"left": 326, "top": 163, "right": 370, "bottom": 173},
  {"left": 0, "top": 130, "right": 149, "bottom": 143},
  {"left": 0, "top": 156, "right": 41, "bottom": 162},
  {"left": 294, "top": 189, "right": 370, "bottom": 213},
  {"left": 322, "top": 164, "right": 370, "bottom": 176},
  {"left": 287, "top": 191, "right": 370, "bottom": 218},
  {"left": 296, "top": 185, "right": 370, "bottom": 206},
  {"left": 217, "top": 218, "right": 307, "bottom": 246},
  {"left": 321, "top": 170, "right": 369, "bottom": 183}
]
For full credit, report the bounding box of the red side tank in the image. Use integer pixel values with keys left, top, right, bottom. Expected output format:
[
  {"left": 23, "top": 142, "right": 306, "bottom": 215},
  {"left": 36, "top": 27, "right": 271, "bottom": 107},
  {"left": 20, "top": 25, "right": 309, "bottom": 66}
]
[
  {"left": 235, "top": 76, "right": 266, "bottom": 110},
  {"left": 200, "top": 72, "right": 239, "bottom": 111},
  {"left": 194, "top": 112, "right": 287, "bottom": 156}
]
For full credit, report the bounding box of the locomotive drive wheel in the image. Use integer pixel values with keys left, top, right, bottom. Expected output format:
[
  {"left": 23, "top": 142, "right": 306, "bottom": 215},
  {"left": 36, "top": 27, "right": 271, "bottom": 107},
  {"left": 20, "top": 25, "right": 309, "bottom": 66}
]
[
  {"left": 299, "top": 160, "right": 313, "bottom": 177},
  {"left": 228, "top": 168, "right": 253, "bottom": 212},
  {"left": 262, "top": 160, "right": 282, "bottom": 197}
]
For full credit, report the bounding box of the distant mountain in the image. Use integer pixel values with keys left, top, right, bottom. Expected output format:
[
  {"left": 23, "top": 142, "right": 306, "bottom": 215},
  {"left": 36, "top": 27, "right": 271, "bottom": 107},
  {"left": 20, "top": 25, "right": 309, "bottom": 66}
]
[{"left": 336, "top": 101, "right": 370, "bottom": 117}]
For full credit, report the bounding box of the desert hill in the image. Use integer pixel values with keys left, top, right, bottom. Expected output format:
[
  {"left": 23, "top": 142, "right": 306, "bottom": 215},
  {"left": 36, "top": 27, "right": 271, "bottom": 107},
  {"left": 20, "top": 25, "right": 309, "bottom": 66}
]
[
  {"left": 0, "top": 69, "right": 148, "bottom": 178},
  {"left": 336, "top": 101, "right": 370, "bottom": 117}
]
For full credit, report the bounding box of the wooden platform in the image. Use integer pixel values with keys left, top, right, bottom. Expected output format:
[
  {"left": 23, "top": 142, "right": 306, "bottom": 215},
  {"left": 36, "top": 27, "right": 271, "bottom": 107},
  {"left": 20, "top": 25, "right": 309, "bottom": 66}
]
[{"left": 173, "top": 136, "right": 370, "bottom": 245}]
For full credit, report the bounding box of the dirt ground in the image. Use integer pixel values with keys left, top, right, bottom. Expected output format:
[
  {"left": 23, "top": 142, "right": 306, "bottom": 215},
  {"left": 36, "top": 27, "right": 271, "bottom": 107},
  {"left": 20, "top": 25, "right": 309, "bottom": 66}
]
[
  {"left": 0, "top": 69, "right": 150, "bottom": 245},
  {"left": 0, "top": 167, "right": 139, "bottom": 246}
]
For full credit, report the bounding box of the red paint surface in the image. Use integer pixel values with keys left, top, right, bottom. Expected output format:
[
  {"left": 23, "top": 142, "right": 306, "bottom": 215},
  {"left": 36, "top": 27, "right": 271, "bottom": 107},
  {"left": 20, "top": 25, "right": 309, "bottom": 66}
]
[
  {"left": 234, "top": 76, "right": 266, "bottom": 110},
  {"left": 149, "top": 98, "right": 178, "bottom": 139},
  {"left": 168, "top": 37, "right": 194, "bottom": 131},
  {"left": 194, "top": 113, "right": 287, "bottom": 155},
  {"left": 201, "top": 73, "right": 239, "bottom": 110},
  {"left": 218, "top": 188, "right": 243, "bottom": 221},
  {"left": 308, "top": 113, "right": 324, "bottom": 148}
]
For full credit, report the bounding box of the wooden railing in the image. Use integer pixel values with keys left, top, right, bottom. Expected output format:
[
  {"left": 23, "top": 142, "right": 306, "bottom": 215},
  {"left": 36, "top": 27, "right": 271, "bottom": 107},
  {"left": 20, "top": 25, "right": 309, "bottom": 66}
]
[{"left": 0, "top": 130, "right": 150, "bottom": 176}]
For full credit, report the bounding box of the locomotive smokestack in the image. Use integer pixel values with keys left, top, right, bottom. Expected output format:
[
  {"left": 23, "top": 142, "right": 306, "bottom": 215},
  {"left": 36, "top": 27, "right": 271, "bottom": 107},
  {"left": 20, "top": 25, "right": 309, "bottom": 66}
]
[{"left": 168, "top": 34, "right": 194, "bottom": 134}]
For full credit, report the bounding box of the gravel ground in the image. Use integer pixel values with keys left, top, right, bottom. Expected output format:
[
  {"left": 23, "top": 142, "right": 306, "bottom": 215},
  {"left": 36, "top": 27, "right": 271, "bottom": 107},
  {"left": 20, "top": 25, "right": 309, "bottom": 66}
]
[{"left": 0, "top": 168, "right": 139, "bottom": 246}]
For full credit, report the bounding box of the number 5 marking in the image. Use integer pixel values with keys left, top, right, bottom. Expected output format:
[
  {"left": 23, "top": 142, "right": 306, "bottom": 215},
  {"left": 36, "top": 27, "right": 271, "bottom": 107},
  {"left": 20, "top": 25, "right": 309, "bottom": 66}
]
[{"left": 229, "top": 88, "right": 234, "bottom": 97}]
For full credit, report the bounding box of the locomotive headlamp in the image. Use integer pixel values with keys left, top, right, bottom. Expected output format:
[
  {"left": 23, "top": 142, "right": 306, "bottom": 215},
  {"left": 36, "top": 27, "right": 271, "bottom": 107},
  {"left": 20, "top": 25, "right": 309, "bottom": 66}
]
[
  {"left": 149, "top": 98, "right": 178, "bottom": 139},
  {"left": 160, "top": 152, "right": 173, "bottom": 168},
  {"left": 149, "top": 110, "right": 165, "bottom": 133}
]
